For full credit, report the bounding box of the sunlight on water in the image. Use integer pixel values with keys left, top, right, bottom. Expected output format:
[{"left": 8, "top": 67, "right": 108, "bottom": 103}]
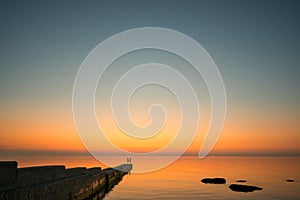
[{"left": 105, "top": 156, "right": 300, "bottom": 200}]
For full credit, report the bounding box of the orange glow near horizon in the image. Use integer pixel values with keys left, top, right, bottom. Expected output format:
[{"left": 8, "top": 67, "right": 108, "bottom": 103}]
[{"left": 0, "top": 101, "right": 300, "bottom": 155}]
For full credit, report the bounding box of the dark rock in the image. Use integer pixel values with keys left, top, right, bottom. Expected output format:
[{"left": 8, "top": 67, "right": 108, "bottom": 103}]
[
  {"left": 0, "top": 161, "right": 18, "bottom": 185},
  {"left": 286, "top": 179, "right": 295, "bottom": 182},
  {"left": 16, "top": 165, "right": 66, "bottom": 187},
  {"left": 65, "top": 167, "right": 87, "bottom": 177},
  {"left": 236, "top": 179, "right": 247, "bottom": 183},
  {"left": 87, "top": 167, "right": 102, "bottom": 174},
  {"left": 201, "top": 178, "right": 226, "bottom": 184},
  {"left": 229, "top": 184, "right": 262, "bottom": 192}
]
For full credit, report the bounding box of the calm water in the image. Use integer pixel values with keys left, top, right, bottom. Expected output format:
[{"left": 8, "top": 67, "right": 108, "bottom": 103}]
[{"left": 1, "top": 155, "right": 300, "bottom": 199}]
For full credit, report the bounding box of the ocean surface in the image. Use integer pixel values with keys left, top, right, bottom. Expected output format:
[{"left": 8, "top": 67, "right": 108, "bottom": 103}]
[{"left": 1, "top": 155, "right": 300, "bottom": 199}]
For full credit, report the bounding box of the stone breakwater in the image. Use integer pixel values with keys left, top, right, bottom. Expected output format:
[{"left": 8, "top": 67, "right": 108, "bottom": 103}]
[{"left": 0, "top": 161, "right": 132, "bottom": 200}]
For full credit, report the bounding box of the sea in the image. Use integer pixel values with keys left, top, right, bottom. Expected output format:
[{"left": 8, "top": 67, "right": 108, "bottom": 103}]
[{"left": 1, "top": 155, "right": 300, "bottom": 199}]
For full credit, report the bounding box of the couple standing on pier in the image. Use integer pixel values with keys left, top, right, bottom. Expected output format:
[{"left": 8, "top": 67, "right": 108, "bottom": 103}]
[{"left": 126, "top": 157, "right": 132, "bottom": 164}]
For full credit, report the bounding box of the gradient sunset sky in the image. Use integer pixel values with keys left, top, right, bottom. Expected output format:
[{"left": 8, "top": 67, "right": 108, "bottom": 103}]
[{"left": 0, "top": 0, "right": 299, "bottom": 156}]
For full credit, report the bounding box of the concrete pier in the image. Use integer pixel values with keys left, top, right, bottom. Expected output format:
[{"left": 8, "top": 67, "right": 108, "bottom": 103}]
[{"left": 0, "top": 161, "right": 132, "bottom": 200}]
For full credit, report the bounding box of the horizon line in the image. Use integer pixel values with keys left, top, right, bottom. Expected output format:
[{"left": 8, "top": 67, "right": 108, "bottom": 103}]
[{"left": 1, "top": 149, "right": 300, "bottom": 157}]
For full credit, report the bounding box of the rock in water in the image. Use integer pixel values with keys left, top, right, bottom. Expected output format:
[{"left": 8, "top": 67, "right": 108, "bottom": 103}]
[
  {"left": 229, "top": 184, "right": 262, "bottom": 192},
  {"left": 201, "top": 178, "right": 226, "bottom": 184},
  {"left": 236, "top": 180, "right": 247, "bottom": 183},
  {"left": 286, "top": 179, "right": 295, "bottom": 182}
]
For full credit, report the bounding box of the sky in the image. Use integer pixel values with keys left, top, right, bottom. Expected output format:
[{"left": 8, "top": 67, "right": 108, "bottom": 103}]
[{"left": 0, "top": 0, "right": 300, "bottom": 156}]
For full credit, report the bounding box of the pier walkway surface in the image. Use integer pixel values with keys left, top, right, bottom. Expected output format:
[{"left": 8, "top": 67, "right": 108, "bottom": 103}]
[{"left": 0, "top": 161, "right": 132, "bottom": 200}]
